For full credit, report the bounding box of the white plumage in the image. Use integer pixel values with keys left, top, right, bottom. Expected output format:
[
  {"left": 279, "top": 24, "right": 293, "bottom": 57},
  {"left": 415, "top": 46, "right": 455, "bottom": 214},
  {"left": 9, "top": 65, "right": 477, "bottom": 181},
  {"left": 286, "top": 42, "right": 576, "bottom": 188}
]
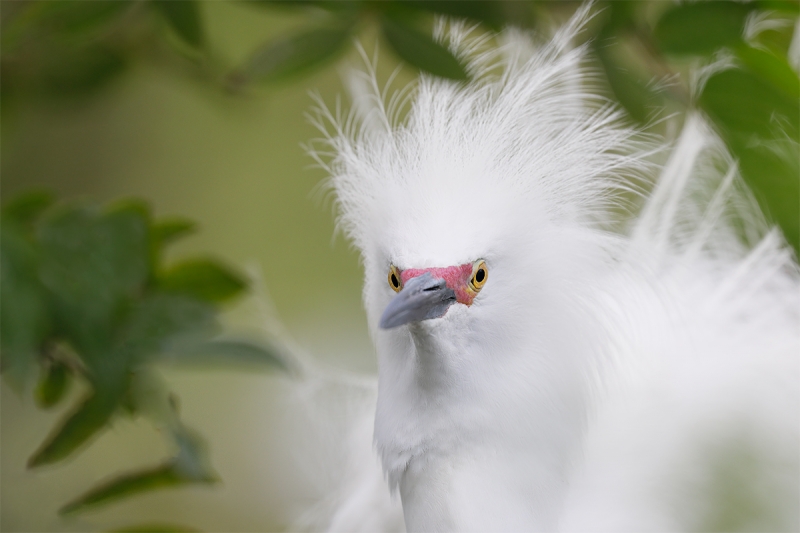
[{"left": 298, "top": 10, "right": 799, "bottom": 532}]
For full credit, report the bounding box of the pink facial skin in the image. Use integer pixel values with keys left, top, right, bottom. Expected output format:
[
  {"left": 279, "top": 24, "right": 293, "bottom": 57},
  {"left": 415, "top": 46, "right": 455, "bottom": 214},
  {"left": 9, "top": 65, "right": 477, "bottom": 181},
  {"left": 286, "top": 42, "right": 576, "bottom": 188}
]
[{"left": 399, "top": 263, "right": 477, "bottom": 305}]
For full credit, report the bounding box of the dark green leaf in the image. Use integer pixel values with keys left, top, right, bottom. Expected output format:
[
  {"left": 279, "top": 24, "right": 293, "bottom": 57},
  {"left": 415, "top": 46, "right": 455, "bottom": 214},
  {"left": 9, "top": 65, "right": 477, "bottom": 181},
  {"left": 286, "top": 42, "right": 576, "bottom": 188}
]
[
  {"left": 1, "top": 0, "right": 131, "bottom": 50},
  {"left": 735, "top": 141, "right": 799, "bottom": 253},
  {"left": 2, "top": 190, "right": 54, "bottom": 227},
  {"left": 381, "top": 16, "right": 469, "bottom": 80},
  {"left": 158, "top": 259, "right": 247, "bottom": 304},
  {"left": 35, "top": 361, "right": 70, "bottom": 408},
  {"left": 244, "top": 0, "right": 361, "bottom": 12},
  {"left": 149, "top": 218, "right": 197, "bottom": 277},
  {"left": 397, "top": 1, "right": 510, "bottom": 30},
  {"left": 655, "top": 2, "right": 753, "bottom": 56},
  {"left": 237, "top": 22, "right": 353, "bottom": 84},
  {"left": 29, "top": 382, "right": 125, "bottom": 467},
  {"left": 600, "top": 0, "right": 637, "bottom": 33},
  {"left": 152, "top": 218, "right": 197, "bottom": 249},
  {"left": 109, "top": 525, "right": 200, "bottom": 533},
  {"left": 60, "top": 459, "right": 213, "bottom": 515},
  {"left": 152, "top": 0, "right": 205, "bottom": 49},
  {"left": 594, "top": 41, "right": 660, "bottom": 124},
  {"left": 41, "top": 45, "right": 128, "bottom": 98},
  {"left": 753, "top": 0, "right": 800, "bottom": 14},
  {"left": 119, "top": 293, "right": 217, "bottom": 363},
  {"left": 700, "top": 68, "right": 798, "bottom": 142},
  {"left": 161, "top": 338, "right": 287, "bottom": 371},
  {"left": 38, "top": 204, "right": 149, "bottom": 361},
  {"left": 700, "top": 67, "right": 799, "bottom": 253},
  {"left": 39, "top": 0, "right": 132, "bottom": 35},
  {"left": 0, "top": 224, "right": 49, "bottom": 388},
  {"left": 735, "top": 46, "right": 799, "bottom": 103}
]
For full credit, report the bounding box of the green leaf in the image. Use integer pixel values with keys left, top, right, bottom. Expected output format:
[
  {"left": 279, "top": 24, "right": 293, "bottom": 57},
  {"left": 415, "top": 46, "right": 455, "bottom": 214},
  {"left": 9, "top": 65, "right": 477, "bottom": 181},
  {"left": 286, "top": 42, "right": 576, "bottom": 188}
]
[
  {"left": 60, "top": 423, "right": 215, "bottom": 514},
  {"left": 109, "top": 525, "right": 200, "bottom": 533},
  {"left": 599, "top": 0, "right": 637, "bottom": 33},
  {"left": 2, "top": 190, "right": 54, "bottom": 227},
  {"left": 2, "top": 0, "right": 131, "bottom": 49},
  {"left": 60, "top": 460, "right": 213, "bottom": 515},
  {"left": 35, "top": 360, "right": 70, "bottom": 408},
  {"left": 735, "top": 46, "right": 800, "bottom": 103},
  {"left": 381, "top": 16, "right": 469, "bottom": 80},
  {"left": 152, "top": 218, "right": 197, "bottom": 250},
  {"left": 0, "top": 223, "right": 49, "bottom": 388},
  {"left": 700, "top": 68, "right": 798, "bottom": 142},
  {"left": 127, "top": 368, "right": 178, "bottom": 425},
  {"left": 753, "top": 0, "right": 800, "bottom": 14},
  {"left": 28, "top": 381, "right": 126, "bottom": 467},
  {"left": 152, "top": 0, "right": 205, "bottom": 49},
  {"left": 700, "top": 67, "right": 800, "bottom": 253},
  {"left": 161, "top": 338, "right": 287, "bottom": 371},
  {"left": 242, "top": 0, "right": 357, "bottom": 9},
  {"left": 41, "top": 45, "right": 128, "bottom": 98},
  {"left": 171, "top": 425, "right": 216, "bottom": 481},
  {"left": 237, "top": 22, "right": 353, "bottom": 84},
  {"left": 57, "top": 404, "right": 215, "bottom": 513},
  {"left": 38, "top": 204, "right": 150, "bottom": 361},
  {"left": 158, "top": 259, "right": 247, "bottom": 304},
  {"left": 734, "top": 140, "right": 799, "bottom": 254},
  {"left": 119, "top": 292, "right": 216, "bottom": 364},
  {"left": 655, "top": 2, "right": 753, "bottom": 56},
  {"left": 397, "top": 1, "right": 510, "bottom": 30},
  {"left": 594, "top": 41, "right": 660, "bottom": 124},
  {"left": 150, "top": 217, "right": 197, "bottom": 273},
  {"left": 39, "top": 0, "right": 132, "bottom": 35}
]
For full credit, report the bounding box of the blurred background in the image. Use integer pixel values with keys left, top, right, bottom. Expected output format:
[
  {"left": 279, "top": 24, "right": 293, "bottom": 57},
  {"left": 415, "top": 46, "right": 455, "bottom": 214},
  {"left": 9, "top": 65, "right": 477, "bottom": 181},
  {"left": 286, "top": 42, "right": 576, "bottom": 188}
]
[{"left": 1, "top": 1, "right": 797, "bottom": 531}]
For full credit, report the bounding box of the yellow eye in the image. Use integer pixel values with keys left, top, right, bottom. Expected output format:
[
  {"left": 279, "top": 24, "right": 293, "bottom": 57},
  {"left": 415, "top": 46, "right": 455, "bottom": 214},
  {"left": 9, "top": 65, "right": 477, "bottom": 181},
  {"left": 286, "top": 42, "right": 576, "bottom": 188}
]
[
  {"left": 388, "top": 264, "right": 403, "bottom": 292},
  {"left": 469, "top": 260, "right": 488, "bottom": 292}
]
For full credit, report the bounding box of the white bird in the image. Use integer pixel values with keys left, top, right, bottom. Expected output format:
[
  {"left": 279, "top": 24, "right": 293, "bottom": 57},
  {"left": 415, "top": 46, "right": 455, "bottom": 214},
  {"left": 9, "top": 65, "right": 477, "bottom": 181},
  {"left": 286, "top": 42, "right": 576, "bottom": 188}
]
[{"left": 296, "top": 10, "right": 799, "bottom": 533}]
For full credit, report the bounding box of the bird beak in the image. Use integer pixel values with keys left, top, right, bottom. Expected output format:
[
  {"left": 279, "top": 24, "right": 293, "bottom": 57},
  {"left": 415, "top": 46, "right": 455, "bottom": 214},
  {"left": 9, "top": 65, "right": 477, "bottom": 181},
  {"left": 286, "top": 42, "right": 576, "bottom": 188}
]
[{"left": 379, "top": 272, "right": 457, "bottom": 329}]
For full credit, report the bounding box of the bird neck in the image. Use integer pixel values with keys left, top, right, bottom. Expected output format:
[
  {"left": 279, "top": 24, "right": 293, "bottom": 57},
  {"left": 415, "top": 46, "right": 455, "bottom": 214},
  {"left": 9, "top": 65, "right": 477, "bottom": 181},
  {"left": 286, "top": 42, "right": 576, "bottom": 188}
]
[{"left": 374, "top": 317, "right": 589, "bottom": 532}]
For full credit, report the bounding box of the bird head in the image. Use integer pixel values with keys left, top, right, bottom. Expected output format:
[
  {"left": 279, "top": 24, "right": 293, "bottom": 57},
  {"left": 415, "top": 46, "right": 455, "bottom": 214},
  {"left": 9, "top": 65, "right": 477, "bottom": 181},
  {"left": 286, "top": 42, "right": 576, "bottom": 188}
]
[{"left": 313, "top": 22, "right": 649, "bottom": 487}]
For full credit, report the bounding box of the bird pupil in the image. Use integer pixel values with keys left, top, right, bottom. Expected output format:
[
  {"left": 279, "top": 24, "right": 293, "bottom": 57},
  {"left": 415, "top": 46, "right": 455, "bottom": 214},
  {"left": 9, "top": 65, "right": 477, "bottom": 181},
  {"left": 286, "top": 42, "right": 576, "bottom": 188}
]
[
  {"left": 391, "top": 274, "right": 398, "bottom": 287},
  {"left": 476, "top": 269, "right": 485, "bottom": 283}
]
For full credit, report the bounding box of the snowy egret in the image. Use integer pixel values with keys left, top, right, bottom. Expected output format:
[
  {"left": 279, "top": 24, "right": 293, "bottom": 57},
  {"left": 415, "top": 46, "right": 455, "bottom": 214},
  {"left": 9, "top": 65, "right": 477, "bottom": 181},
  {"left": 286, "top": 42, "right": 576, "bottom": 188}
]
[{"left": 304, "top": 13, "right": 799, "bottom": 533}]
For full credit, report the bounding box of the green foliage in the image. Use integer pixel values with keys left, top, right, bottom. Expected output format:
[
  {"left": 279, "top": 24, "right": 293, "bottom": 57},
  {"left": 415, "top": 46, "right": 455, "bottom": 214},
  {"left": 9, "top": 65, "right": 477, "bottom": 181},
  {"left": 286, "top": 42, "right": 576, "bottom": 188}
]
[
  {"left": 158, "top": 259, "right": 246, "bottom": 304},
  {"left": 152, "top": 0, "right": 205, "bottom": 50},
  {"left": 109, "top": 525, "right": 200, "bottom": 533},
  {"left": 35, "top": 359, "right": 70, "bottom": 408},
  {"left": 151, "top": 218, "right": 197, "bottom": 248},
  {"left": 161, "top": 338, "right": 288, "bottom": 370},
  {"left": 0, "top": 192, "right": 285, "bottom": 516},
  {"left": 381, "top": 15, "right": 468, "bottom": 80},
  {"left": 700, "top": 63, "right": 799, "bottom": 249},
  {"left": 232, "top": 21, "right": 356, "bottom": 86},
  {"left": 60, "top": 427, "right": 216, "bottom": 515},
  {"left": 229, "top": 1, "right": 475, "bottom": 86},
  {"left": 400, "top": 1, "right": 524, "bottom": 31},
  {"left": 592, "top": 1, "right": 800, "bottom": 254},
  {"left": 654, "top": 2, "right": 753, "bottom": 56}
]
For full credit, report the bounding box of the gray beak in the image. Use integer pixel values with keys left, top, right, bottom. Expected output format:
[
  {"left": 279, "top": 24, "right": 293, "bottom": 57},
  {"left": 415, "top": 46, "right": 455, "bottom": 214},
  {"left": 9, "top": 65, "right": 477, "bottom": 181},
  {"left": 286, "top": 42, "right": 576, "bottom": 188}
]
[{"left": 379, "top": 272, "right": 457, "bottom": 329}]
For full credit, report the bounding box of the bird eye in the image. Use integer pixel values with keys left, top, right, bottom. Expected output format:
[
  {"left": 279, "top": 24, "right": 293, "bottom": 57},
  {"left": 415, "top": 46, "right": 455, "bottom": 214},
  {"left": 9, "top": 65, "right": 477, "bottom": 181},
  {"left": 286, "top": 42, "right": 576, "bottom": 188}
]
[
  {"left": 469, "top": 260, "right": 488, "bottom": 292},
  {"left": 388, "top": 265, "right": 403, "bottom": 292}
]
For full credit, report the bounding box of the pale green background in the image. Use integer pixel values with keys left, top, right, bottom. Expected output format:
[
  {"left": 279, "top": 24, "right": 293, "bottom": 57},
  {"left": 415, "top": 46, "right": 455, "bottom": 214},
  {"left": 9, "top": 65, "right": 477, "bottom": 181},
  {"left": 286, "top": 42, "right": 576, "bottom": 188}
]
[{"left": 1, "top": 3, "right": 412, "bottom": 531}]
